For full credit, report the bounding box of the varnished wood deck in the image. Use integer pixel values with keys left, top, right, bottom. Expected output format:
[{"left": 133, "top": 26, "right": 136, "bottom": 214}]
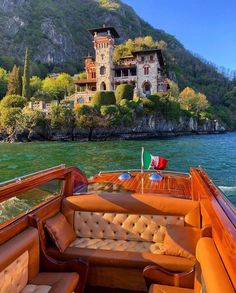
[{"left": 89, "top": 171, "right": 191, "bottom": 198}]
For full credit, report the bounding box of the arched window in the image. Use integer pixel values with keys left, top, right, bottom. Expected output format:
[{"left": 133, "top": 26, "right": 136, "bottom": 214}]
[
  {"left": 100, "top": 82, "right": 106, "bottom": 91},
  {"left": 158, "top": 83, "right": 164, "bottom": 92},
  {"left": 143, "top": 82, "right": 151, "bottom": 96},
  {"left": 100, "top": 66, "right": 106, "bottom": 76}
]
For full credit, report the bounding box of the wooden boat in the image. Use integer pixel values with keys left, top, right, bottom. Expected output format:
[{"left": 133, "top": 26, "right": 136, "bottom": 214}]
[{"left": 0, "top": 165, "right": 235, "bottom": 293}]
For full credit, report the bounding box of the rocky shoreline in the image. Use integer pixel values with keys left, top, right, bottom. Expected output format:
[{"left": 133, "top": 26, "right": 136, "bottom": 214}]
[{"left": 0, "top": 115, "right": 227, "bottom": 143}]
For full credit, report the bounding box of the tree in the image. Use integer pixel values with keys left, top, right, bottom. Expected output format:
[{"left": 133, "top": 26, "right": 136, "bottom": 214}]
[
  {"left": 115, "top": 84, "right": 134, "bottom": 103},
  {"left": 74, "top": 105, "right": 106, "bottom": 140},
  {"left": 22, "top": 48, "right": 31, "bottom": 99},
  {"left": 7, "top": 65, "right": 20, "bottom": 95},
  {"left": 42, "top": 73, "right": 74, "bottom": 100},
  {"left": 0, "top": 68, "right": 8, "bottom": 99},
  {"left": 77, "top": 71, "right": 87, "bottom": 80},
  {"left": 167, "top": 79, "right": 179, "bottom": 100},
  {"left": 50, "top": 102, "right": 75, "bottom": 130},
  {"left": 17, "top": 66, "right": 22, "bottom": 95},
  {"left": 30, "top": 76, "right": 42, "bottom": 97},
  {"left": 92, "top": 91, "right": 116, "bottom": 107},
  {"left": 0, "top": 95, "right": 27, "bottom": 110},
  {"left": 0, "top": 107, "right": 23, "bottom": 135},
  {"left": 179, "top": 87, "right": 209, "bottom": 114}
]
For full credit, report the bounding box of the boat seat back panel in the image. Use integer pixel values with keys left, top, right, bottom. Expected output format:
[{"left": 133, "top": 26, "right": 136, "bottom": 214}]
[
  {"left": 0, "top": 227, "right": 40, "bottom": 284},
  {"left": 62, "top": 193, "right": 201, "bottom": 228},
  {"left": 196, "top": 238, "right": 235, "bottom": 293},
  {"left": 74, "top": 211, "right": 184, "bottom": 243},
  {"left": 0, "top": 251, "right": 29, "bottom": 293}
]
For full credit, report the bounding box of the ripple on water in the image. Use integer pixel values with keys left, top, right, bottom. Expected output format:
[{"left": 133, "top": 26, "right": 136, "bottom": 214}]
[{"left": 0, "top": 132, "right": 235, "bottom": 206}]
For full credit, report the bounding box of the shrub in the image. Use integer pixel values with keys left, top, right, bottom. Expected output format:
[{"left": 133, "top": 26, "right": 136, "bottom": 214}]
[
  {"left": 0, "top": 95, "right": 27, "bottom": 109},
  {"left": 92, "top": 91, "right": 116, "bottom": 107},
  {"left": 142, "top": 97, "right": 155, "bottom": 112},
  {"left": 115, "top": 84, "right": 134, "bottom": 103},
  {"left": 0, "top": 107, "right": 23, "bottom": 134}
]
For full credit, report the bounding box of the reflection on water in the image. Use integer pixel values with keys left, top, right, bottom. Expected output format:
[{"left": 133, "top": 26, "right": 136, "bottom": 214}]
[{"left": 0, "top": 132, "right": 235, "bottom": 207}]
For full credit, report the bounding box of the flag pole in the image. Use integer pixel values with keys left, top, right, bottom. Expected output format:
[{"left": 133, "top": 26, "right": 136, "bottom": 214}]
[{"left": 141, "top": 147, "right": 144, "bottom": 175}]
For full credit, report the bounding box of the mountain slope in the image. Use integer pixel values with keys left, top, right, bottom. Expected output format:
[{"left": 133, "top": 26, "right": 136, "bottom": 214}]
[{"left": 0, "top": 0, "right": 234, "bottom": 104}]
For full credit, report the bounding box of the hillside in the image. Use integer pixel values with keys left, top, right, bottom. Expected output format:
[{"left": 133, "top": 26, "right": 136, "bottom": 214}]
[{"left": 0, "top": 0, "right": 235, "bottom": 105}]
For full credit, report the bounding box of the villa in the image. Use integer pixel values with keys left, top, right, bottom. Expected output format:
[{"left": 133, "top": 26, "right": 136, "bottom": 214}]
[{"left": 68, "top": 26, "right": 169, "bottom": 105}]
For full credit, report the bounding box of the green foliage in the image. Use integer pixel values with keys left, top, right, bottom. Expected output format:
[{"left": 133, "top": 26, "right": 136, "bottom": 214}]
[
  {"left": 0, "top": 95, "right": 27, "bottom": 109},
  {"left": 92, "top": 91, "right": 116, "bottom": 107},
  {"left": 30, "top": 76, "right": 42, "bottom": 97},
  {"left": 22, "top": 48, "right": 31, "bottom": 99},
  {"left": 0, "top": 68, "right": 8, "bottom": 99},
  {"left": 77, "top": 71, "right": 87, "bottom": 80},
  {"left": 100, "top": 105, "right": 121, "bottom": 126},
  {"left": 115, "top": 84, "right": 134, "bottom": 103},
  {"left": 42, "top": 73, "right": 74, "bottom": 101},
  {"left": 142, "top": 97, "right": 155, "bottom": 112},
  {"left": 74, "top": 105, "right": 106, "bottom": 137},
  {"left": 22, "top": 108, "right": 46, "bottom": 129},
  {"left": 113, "top": 36, "right": 162, "bottom": 63},
  {"left": 0, "top": 107, "right": 23, "bottom": 134},
  {"left": 50, "top": 104, "right": 74, "bottom": 130},
  {"left": 7, "top": 65, "right": 21, "bottom": 96},
  {"left": 208, "top": 106, "right": 236, "bottom": 129}
]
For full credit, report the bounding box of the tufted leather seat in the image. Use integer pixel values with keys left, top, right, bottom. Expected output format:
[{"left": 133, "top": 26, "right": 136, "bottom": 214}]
[
  {"left": 146, "top": 238, "right": 235, "bottom": 293},
  {"left": 0, "top": 227, "right": 79, "bottom": 293},
  {"left": 43, "top": 193, "right": 201, "bottom": 291}
]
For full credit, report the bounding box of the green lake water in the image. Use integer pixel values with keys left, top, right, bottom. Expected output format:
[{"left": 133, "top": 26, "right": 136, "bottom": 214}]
[{"left": 0, "top": 132, "right": 236, "bottom": 207}]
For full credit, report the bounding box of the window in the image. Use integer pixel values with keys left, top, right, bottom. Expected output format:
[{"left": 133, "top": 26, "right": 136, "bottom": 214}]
[
  {"left": 144, "top": 66, "right": 149, "bottom": 75},
  {"left": 0, "top": 179, "right": 63, "bottom": 225},
  {"left": 100, "top": 82, "right": 106, "bottom": 91},
  {"left": 150, "top": 55, "right": 154, "bottom": 61},
  {"left": 158, "top": 83, "right": 164, "bottom": 92},
  {"left": 101, "top": 54, "right": 104, "bottom": 60},
  {"left": 100, "top": 66, "right": 106, "bottom": 76},
  {"left": 92, "top": 72, "right": 96, "bottom": 79},
  {"left": 141, "top": 56, "right": 145, "bottom": 62},
  {"left": 78, "top": 97, "right": 85, "bottom": 103},
  {"left": 143, "top": 82, "right": 151, "bottom": 95}
]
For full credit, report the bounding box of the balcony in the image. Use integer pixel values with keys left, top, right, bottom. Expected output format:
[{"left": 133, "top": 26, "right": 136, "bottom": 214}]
[{"left": 114, "top": 75, "right": 137, "bottom": 83}]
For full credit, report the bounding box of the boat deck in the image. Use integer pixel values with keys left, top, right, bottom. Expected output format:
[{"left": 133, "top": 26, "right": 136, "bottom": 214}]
[{"left": 89, "top": 171, "right": 191, "bottom": 198}]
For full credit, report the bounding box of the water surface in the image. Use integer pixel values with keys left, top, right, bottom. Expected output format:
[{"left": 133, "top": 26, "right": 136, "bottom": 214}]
[{"left": 0, "top": 132, "right": 235, "bottom": 205}]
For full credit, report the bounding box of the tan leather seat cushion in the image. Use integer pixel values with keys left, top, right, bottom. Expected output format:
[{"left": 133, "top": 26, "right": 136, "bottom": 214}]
[
  {"left": 149, "top": 284, "right": 194, "bottom": 293},
  {"left": 30, "top": 272, "right": 79, "bottom": 293},
  {"left": 21, "top": 284, "right": 51, "bottom": 293},
  {"left": 161, "top": 225, "right": 200, "bottom": 260},
  {"left": 47, "top": 246, "right": 195, "bottom": 272},
  {"left": 45, "top": 213, "right": 76, "bottom": 253},
  {"left": 70, "top": 237, "right": 162, "bottom": 253}
]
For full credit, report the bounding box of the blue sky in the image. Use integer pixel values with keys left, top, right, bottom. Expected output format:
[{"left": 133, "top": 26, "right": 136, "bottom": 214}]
[{"left": 122, "top": 0, "right": 236, "bottom": 71}]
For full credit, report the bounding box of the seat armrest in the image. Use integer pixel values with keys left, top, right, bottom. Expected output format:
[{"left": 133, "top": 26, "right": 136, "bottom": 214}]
[
  {"left": 28, "top": 214, "right": 89, "bottom": 293},
  {"left": 143, "top": 265, "right": 194, "bottom": 289}
]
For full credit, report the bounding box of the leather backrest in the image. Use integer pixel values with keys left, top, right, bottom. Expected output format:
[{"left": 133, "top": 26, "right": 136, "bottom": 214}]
[
  {"left": 196, "top": 238, "right": 235, "bottom": 293},
  {"left": 0, "top": 226, "right": 40, "bottom": 290},
  {"left": 74, "top": 211, "right": 184, "bottom": 243},
  {"left": 62, "top": 193, "right": 201, "bottom": 228}
]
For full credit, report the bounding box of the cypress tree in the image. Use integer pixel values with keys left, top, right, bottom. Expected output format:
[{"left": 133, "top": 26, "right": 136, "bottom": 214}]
[
  {"left": 17, "top": 66, "right": 22, "bottom": 95},
  {"left": 7, "top": 65, "right": 19, "bottom": 95},
  {"left": 22, "top": 48, "right": 30, "bottom": 99}
]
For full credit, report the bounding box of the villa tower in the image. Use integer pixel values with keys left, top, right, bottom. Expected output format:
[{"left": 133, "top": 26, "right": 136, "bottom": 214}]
[{"left": 89, "top": 26, "right": 120, "bottom": 92}]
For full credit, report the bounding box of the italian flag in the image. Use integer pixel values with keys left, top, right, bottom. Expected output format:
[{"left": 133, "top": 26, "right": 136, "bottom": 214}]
[{"left": 142, "top": 149, "right": 168, "bottom": 170}]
